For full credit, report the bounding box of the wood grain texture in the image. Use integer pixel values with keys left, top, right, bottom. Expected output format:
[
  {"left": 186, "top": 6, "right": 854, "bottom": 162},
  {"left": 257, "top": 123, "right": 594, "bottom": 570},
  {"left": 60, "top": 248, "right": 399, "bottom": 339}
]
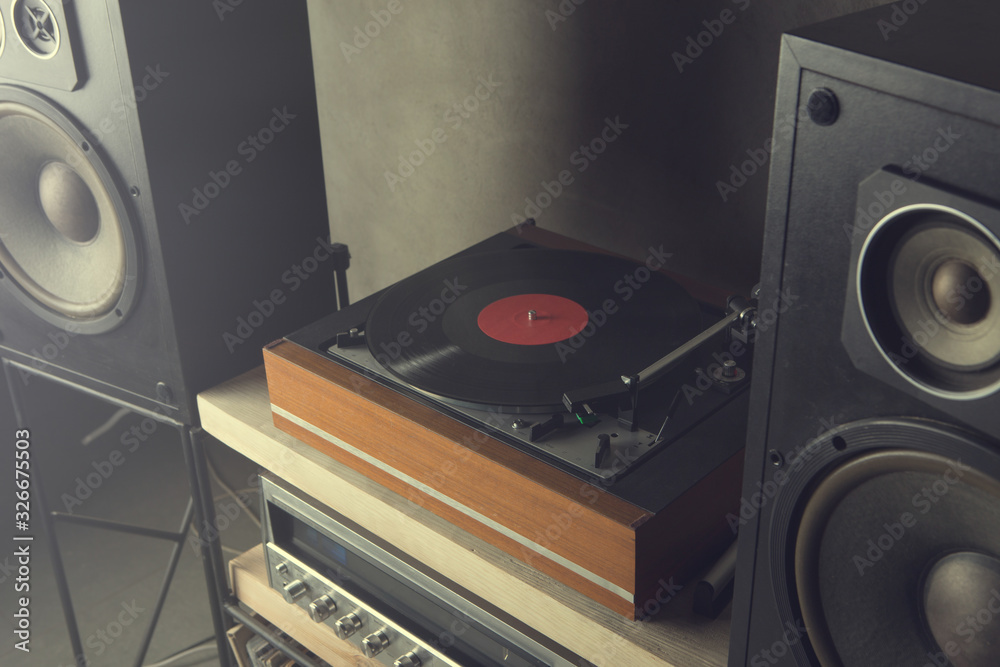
[
  {"left": 199, "top": 367, "right": 731, "bottom": 667},
  {"left": 225, "top": 623, "right": 254, "bottom": 667},
  {"left": 264, "top": 338, "right": 745, "bottom": 619},
  {"left": 266, "top": 340, "right": 646, "bottom": 523},
  {"left": 271, "top": 412, "right": 634, "bottom": 617},
  {"left": 264, "top": 341, "right": 645, "bottom": 591}
]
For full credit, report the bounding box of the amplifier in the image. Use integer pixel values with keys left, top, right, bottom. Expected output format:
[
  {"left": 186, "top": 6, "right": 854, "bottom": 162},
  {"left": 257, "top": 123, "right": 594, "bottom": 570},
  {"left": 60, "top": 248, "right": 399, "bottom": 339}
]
[{"left": 259, "top": 473, "right": 583, "bottom": 666}]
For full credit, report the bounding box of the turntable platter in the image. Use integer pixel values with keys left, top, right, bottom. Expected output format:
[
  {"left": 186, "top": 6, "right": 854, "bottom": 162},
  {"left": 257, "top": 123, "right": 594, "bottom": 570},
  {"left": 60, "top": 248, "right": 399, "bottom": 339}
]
[{"left": 365, "top": 248, "right": 702, "bottom": 411}]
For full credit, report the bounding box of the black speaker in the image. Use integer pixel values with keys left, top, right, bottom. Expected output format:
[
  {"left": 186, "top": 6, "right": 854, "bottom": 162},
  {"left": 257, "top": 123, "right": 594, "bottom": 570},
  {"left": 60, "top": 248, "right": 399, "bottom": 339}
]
[
  {"left": 0, "top": 1, "right": 332, "bottom": 423},
  {"left": 730, "top": 3, "right": 1000, "bottom": 666}
]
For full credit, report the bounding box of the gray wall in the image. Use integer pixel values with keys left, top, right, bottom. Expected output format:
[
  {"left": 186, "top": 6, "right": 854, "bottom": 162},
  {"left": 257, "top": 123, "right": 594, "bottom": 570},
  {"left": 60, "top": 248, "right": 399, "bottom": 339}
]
[{"left": 306, "top": 0, "right": 893, "bottom": 301}]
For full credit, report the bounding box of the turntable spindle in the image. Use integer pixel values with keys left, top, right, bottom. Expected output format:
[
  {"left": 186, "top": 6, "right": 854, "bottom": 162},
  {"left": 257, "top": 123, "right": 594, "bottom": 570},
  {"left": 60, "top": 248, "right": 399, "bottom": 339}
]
[{"left": 527, "top": 309, "right": 537, "bottom": 321}]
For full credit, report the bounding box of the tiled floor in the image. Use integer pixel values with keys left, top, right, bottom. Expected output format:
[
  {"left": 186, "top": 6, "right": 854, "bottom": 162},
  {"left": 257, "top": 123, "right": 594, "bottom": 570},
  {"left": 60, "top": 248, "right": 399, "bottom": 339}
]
[{"left": 1, "top": 376, "right": 261, "bottom": 667}]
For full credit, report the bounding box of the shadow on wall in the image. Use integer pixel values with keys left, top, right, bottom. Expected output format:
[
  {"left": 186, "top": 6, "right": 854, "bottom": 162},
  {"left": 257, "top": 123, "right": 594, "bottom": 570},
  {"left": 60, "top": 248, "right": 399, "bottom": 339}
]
[{"left": 307, "top": 0, "right": 896, "bottom": 300}]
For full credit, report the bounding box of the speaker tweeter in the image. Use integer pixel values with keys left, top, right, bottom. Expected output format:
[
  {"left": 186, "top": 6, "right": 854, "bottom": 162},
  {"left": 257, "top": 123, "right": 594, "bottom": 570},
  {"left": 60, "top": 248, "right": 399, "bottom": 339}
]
[
  {"left": 11, "top": 0, "right": 59, "bottom": 59},
  {"left": 845, "top": 170, "right": 1000, "bottom": 401}
]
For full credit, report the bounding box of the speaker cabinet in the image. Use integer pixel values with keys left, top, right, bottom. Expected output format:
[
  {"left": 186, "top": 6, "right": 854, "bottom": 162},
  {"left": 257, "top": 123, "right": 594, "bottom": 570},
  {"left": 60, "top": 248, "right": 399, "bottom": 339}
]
[
  {"left": 0, "top": 1, "right": 331, "bottom": 423},
  {"left": 730, "top": 3, "right": 1000, "bottom": 666}
]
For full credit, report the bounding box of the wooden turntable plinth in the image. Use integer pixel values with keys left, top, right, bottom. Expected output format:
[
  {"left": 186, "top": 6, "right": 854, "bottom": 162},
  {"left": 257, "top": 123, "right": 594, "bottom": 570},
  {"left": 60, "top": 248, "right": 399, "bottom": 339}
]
[{"left": 264, "top": 339, "right": 743, "bottom": 619}]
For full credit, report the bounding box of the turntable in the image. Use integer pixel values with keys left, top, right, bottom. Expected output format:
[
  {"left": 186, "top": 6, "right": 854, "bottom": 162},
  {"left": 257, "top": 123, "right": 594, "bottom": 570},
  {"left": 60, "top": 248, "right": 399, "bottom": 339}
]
[{"left": 263, "top": 223, "right": 755, "bottom": 619}]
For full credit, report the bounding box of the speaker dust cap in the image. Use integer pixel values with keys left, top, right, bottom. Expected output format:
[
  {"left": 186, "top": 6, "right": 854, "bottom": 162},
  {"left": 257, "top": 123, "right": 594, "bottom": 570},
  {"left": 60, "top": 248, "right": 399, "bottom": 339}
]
[
  {"left": 0, "top": 86, "right": 139, "bottom": 334},
  {"left": 845, "top": 170, "right": 1000, "bottom": 401}
]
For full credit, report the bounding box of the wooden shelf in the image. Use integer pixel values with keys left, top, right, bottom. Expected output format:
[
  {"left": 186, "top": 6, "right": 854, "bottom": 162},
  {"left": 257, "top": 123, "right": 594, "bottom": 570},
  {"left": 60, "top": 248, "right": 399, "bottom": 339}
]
[{"left": 199, "top": 366, "right": 731, "bottom": 667}]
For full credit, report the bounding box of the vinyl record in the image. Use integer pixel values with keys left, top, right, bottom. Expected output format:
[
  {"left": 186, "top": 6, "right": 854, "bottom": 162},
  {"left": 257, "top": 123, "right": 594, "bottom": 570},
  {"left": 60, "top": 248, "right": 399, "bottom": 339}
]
[{"left": 365, "top": 248, "right": 703, "bottom": 411}]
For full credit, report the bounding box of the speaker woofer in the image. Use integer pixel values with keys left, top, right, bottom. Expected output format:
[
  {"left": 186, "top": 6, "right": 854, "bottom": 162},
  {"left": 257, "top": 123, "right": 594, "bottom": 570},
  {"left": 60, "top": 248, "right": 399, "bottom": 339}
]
[
  {"left": 858, "top": 204, "right": 1000, "bottom": 398},
  {"left": 0, "top": 86, "right": 138, "bottom": 333},
  {"left": 794, "top": 445, "right": 1000, "bottom": 667}
]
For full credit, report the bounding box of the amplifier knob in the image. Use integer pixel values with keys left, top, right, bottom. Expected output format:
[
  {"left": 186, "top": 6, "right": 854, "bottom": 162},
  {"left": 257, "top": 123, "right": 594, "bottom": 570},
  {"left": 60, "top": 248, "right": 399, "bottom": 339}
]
[
  {"left": 274, "top": 562, "right": 289, "bottom": 578},
  {"left": 394, "top": 651, "right": 422, "bottom": 667},
  {"left": 308, "top": 595, "right": 336, "bottom": 622},
  {"left": 334, "top": 612, "right": 363, "bottom": 639},
  {"left": 281, "top": 579, "right": 307, "bottom": 603},
  {"left": 362, "top": 629, "right": 390, "bottom": 657}
]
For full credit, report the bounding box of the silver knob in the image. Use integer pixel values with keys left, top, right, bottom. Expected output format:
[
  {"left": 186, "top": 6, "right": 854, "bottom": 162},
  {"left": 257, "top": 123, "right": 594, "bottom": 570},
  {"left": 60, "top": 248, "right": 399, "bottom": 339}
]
[
  {"left": 274, "top": 562, "right": 289, "bottom": 577},
  {"left": 394, "top": 651, "right": 422, "bottom": 667},
  {"left": 281, "top": 579, "right": 306, "bottom": 603},
  {"left": 362, "top": 629, "right": 390, "bottom": 657},
  {"left": 308, "top": 595, "right": 336, "bottom": 622},
  {"left": 334, "top": 612, "right": 363, "bottom": 639}
]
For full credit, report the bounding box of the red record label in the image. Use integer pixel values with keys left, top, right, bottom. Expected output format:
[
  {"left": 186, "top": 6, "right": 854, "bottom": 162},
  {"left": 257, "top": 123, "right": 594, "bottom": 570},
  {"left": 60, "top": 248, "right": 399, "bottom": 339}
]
[{"left": 477, "top": 293, "right": 589, "bottom": 345}]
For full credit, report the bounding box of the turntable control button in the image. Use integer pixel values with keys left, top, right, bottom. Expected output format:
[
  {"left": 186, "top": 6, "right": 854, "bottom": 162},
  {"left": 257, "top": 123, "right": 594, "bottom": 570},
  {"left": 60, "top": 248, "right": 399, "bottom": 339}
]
[
  {"left": 362, "top": 628, "right": 390, "bottom": 657},
  {"left": 274, "top": 562, "right": 289, "bottom": 578},
  {"left": 335, "top": 612, "right": 363, "bottom": 639},
  {"left": 394, "top": 651, "right": 423, "bottom": 667},
  {"left": 711, "top": 359, "right": 746, "bottom": 384},
  {"left": 281, "top": 579, "right": 307, "bottom": 603},
  {"left": 308, "top": 594, "right": 337, "bottom": 622}
]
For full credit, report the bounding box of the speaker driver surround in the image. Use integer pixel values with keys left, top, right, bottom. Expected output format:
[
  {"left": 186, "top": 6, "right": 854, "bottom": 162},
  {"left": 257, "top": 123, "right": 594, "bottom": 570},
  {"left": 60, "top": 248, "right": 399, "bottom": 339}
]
[
  {"left": 0, "top": 86, "right": 139, "bottom": 333},
  {"left": 858, "top": 204, "right": 1000, "bottom": 398}
]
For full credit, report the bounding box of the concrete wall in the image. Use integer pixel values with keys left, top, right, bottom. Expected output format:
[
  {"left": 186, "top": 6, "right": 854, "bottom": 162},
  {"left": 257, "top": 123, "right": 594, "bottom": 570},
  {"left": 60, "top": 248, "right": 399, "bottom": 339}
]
[{"left": 306, "top": 0, "right": 894, "bottom": 301}]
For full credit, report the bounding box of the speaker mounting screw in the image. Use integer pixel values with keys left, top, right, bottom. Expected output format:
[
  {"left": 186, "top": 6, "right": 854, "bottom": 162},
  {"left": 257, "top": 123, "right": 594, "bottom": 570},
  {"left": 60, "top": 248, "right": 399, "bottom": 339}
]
[
  {"left": 768, "top": 450, "right": 784, "bottom": 467},
  {"left": 156, "top": 382, "right": 174, "bottom": 404},
  {"left": 806, "top": 88, "right": 839, "bottom": 127},
  {"left": 129, "top": 186, "right": 140, "bottom": 198}
]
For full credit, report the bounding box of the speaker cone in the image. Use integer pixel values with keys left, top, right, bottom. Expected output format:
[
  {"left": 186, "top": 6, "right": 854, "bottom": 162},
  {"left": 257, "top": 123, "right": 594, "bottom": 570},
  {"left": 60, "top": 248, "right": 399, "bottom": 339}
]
[
  {"left": 794, "top": 442, "right": 1000, "bottom": 667},
  {"left": 0, "top": 86, "right": 138, "bottom": 333},
  {"left": 858, "top": 205, "right": 1000, "bottom": 398}
]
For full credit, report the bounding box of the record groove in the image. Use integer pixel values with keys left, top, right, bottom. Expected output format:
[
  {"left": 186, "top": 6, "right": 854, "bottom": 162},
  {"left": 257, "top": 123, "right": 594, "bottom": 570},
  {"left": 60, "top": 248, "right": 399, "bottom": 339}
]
[{"left": 366, "top": 248, "right": 702, "bottom": 411}]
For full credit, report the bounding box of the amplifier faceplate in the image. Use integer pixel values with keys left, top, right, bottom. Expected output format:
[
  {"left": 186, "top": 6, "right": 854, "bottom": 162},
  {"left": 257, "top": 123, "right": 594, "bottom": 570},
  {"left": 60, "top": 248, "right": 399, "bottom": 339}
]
[
  {"left": 265, "top": 543, "right": 458, "bottom": 666},
  {"left": 260, "top": 473, "right": 581, "bottom": 667}
]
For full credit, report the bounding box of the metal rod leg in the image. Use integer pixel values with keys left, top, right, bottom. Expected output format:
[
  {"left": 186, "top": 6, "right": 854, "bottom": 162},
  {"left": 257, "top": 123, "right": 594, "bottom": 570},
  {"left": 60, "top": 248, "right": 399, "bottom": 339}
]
[
  {"left": 4, "top": 361, "right": 88, "bottom": 666},
  {"left": 131, "top": 498, "right": 196, "bottom": 667},
  {"left": 192, "top": 431, "right": 231, "bottom": 611},
  {"left": 179, "top": 425, "right": 233, "bottom": 666}
]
